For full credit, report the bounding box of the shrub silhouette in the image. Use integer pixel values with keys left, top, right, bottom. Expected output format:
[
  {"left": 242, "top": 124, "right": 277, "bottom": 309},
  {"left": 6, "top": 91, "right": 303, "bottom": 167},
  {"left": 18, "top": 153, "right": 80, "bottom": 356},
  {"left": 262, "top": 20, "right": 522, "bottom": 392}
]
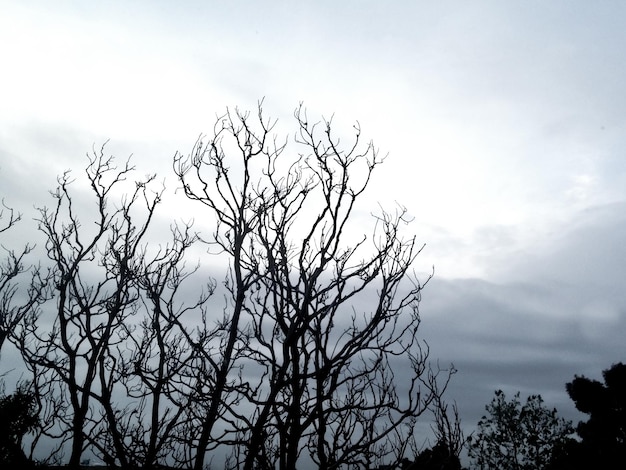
[{"left": 0, "top": 388, "right": 38, "bottom": 467}]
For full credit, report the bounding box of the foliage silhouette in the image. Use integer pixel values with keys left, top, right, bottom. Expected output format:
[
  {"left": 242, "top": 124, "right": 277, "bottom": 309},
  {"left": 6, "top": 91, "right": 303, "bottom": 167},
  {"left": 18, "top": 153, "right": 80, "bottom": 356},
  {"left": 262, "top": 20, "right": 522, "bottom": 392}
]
[
  {"left": 413, "top": 440, "right": 462, "bottom": 469},
  {"left": 549, "top": 362, "right": 626, "bottom": 469},
  {"left": 468, "top": 390, "right": 573, "bottom": 470},
  {"left": 0, "top": 386, "right": 38, "bottom": 467}
]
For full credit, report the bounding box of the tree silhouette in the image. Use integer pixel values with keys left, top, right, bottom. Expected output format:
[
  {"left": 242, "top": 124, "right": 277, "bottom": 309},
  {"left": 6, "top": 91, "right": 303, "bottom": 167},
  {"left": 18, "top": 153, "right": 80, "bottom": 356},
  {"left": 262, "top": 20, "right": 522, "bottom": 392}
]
[
  {"left": 549, "top": 362, "right": 626, "bottom": 469},
  {"left": 0, "top": 386, "right": 38, "bottom": 467},
  {"left": 468, "top": 390, "right": 573, "bottom": 470},
  {"left": 413, "top": 440, "right": 462, "bottom": 469},
  {"left": 12, "top": 150, "right": 178, "bottom": 468},
  {"left": 0, "top": 199, "right": 48, "bottom": 355},
  {"left": 175, "top": 102, "right": 452, "bottom": 470},
  {"left": 5, "top": 102, "right": 454, "bottom": 469}
]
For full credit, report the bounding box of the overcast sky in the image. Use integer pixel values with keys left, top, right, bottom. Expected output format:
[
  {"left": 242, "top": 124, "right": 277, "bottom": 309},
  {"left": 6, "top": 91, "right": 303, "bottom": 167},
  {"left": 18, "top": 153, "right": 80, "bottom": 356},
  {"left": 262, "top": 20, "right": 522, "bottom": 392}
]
[{"left": 2, "top": 0, "right": 626, "bottom": 447}]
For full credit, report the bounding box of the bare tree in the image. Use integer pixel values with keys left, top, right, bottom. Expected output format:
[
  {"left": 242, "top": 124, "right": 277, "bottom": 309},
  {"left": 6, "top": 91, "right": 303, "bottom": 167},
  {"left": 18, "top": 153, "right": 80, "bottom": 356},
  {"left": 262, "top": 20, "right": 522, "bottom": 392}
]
[
  {"left": 92, "top": 221, "right": 213, "bottom": 469},
  {"left": 4, "top": 103, "right": 455, "bottom": 469},
  {"left": 0, "top": 196, "right": 49, "bottom": 464},
  {"left": 13, "top": 148, "right": 165, "bottom": 468},
  {"left": 0, "top": 200, "right": 48, "bottom": 355},
  {"left": 174, "top": 104, "right": 282, "bottom": 470},
  {"left": 175, "top": 103, "right": 454, "bottom": 470},
  {"left": 430, "top": 392, "right": 464, "bottom": 460}
]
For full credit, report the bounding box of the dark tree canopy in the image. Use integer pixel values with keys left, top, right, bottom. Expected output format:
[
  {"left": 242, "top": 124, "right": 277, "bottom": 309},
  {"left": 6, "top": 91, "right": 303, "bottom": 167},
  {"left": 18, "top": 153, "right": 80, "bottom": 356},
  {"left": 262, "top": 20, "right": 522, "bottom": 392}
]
[
  {"left": 412, "top": 440, "right": 462, "bottom": 470},
  {"left": 467, "top": 390, "right": 573, "bottom": 470},
  {"left": 0, "top": 387, "right": 38, "bottom": 467},
  {"left": 550, "top": 362, "right": 626, "bottom": 469}
]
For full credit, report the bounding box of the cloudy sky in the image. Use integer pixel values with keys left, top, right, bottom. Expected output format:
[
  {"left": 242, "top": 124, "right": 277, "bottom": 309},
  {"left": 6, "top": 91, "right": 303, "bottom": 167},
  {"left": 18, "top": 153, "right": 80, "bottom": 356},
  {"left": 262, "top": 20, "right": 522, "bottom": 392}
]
[{"left": 2, "top": 0, "right": 626, "bottom": 444}]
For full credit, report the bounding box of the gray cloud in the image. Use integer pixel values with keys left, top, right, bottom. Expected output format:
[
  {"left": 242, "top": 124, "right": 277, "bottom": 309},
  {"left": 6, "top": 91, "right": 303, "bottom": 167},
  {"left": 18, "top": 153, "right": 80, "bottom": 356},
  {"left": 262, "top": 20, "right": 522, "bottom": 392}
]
[
  {"left": 3, "top": 3, "right": 626, "bottom": 464},
  {"left": 416, "top": 202, "right": 626, "bottom": 430}
]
